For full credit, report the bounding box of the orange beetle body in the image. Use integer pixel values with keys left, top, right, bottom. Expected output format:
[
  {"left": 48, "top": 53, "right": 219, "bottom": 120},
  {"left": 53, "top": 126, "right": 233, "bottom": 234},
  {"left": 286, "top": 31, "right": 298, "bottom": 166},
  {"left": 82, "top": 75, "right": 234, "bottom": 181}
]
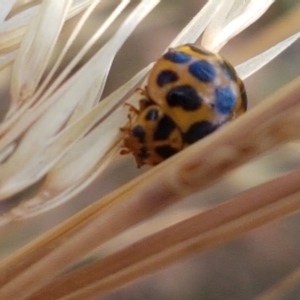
[{"left": 121, "top": 44, "right": 247, "bottom": 167}]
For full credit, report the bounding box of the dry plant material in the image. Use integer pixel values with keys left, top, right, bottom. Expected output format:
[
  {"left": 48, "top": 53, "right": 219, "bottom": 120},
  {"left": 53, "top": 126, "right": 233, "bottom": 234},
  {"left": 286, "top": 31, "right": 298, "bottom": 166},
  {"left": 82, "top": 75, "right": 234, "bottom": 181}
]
[
  {"left": 0, "top": 0, "right": 159, "bottom": 218},
  {"left": 2, "top": 70, "right": 300, "bottom": 299},
  {"left": 28, "top": 167, "right": 300, "bottom": 300},
  {"left": 0, "top": 1, "right": 300, "bottom": 300}
]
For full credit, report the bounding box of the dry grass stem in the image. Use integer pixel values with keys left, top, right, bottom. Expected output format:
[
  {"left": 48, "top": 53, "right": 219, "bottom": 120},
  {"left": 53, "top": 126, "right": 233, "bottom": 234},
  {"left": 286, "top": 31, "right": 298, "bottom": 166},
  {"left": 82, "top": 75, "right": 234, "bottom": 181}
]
[
  {"left": 10, "top": 0, "right": 72, "bottom": 107},
  {"left": 0, "top": 0, "right": 159, "bottom": 203},
  {"left": 1, "top": 1, "right": 300, "bottom": 299},
  {"left": 0, "top": 1, "right": 96, "bottom": 140},
  {"left": 202, "top": 0, "right": 274, "bottom": 51},
  {"left": 169, "top": 0, "right": 220, "bottom": 48},
  {"left": 0, "top": 0, "right": 222, "bottom": 222},
  {"left": 0, "top": 0, "right": 18, "bottom": 23},
  {"left": 0, "top": 65, "right": 150, "bottom": 224},
  {"left": 229, "top": 2, "right": 300, "bottom": 64},
  {"left": 236, "top": 31, "right": 300, "bottom": 80},
  {"left": 1, "top": 72, "right": 300, "bottom": 299},
  {"left": 0, "top": 0, "right": 295, "bottom": 224},
  {"left": 26, "top": 166, "right": 300, "bottom": 300},
  {"left": 0, "top": 0, "right": 294, "bottom": 224},
  {"left": 0, "top": 1, "right": 92, "bottom": 61}
]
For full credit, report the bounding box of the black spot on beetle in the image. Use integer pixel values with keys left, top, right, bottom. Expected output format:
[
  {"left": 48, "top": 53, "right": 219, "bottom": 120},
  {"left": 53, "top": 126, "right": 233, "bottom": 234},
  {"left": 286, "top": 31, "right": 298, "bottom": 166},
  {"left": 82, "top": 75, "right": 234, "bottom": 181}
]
[
  {"left": 132, "top": 125, "right": 146, "bottom": 143},
  {"left": 156, "top": 70, "right": 179, "bottom": 87},
  {"left": 184, "top": 121, "right": 216, "bottom": 144},
  {"left": 155, "top": 145, "right": 178, "bottom": 159},
  {"left": 166, "top": 85, "right": 202, "bottom": 111},
  {"left": 154, "top": 115, "right": 176, "bottom": 140}
]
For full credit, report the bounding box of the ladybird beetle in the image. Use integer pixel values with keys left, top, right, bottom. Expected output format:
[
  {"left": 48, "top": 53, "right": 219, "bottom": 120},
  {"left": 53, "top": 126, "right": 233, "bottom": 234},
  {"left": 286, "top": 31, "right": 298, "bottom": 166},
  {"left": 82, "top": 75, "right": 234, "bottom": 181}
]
[{"left": 121, "top": 44, "right": 247, "bottom": 167}]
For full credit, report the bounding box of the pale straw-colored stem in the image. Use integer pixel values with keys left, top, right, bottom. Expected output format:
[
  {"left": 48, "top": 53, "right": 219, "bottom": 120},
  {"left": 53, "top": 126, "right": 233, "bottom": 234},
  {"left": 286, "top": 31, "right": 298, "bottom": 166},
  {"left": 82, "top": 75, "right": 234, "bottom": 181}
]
[
  {"left": 28, "top": 167, "right": 300, "bottom": 300},
  {"left": 226, "top": 2, "right": 300, "bottom": 64},
  {"left": 0, "top": 75, "right": 300, "bottom": 299}
]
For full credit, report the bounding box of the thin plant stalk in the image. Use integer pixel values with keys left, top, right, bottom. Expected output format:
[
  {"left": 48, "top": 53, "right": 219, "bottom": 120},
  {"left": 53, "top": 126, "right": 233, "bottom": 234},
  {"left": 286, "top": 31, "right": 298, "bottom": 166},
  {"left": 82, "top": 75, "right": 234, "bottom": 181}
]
[
  {"left": 227, "top": 2, "right": 300, "bottom": 64},
  {"left": 0, "top": 74, "right": 300, "bottom": 299},
  {"left": 28, "top": 167, "right": 300, "bottom": 300}
]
